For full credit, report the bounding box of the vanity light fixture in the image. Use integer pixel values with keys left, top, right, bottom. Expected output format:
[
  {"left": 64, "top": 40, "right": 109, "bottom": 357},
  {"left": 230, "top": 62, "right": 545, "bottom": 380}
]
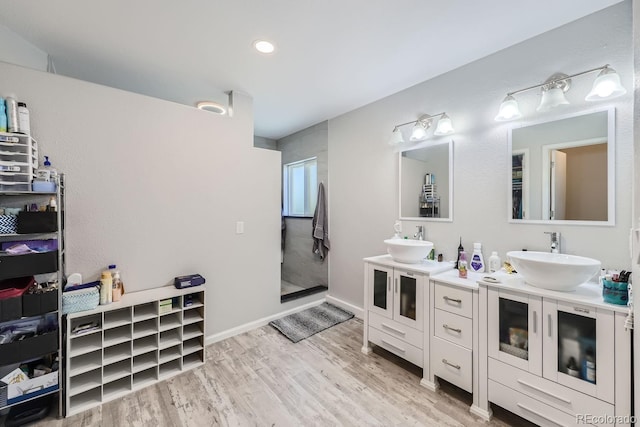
[
  {"left": 388, "top": 112, "right": 454, "bottom": 145},
  {"left": 495, "top": 64, "right": 626, "bottom": 121}
]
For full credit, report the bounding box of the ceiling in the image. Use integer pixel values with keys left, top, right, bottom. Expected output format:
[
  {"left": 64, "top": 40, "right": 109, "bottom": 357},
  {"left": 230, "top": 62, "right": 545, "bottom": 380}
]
[{"left": 0, "top": 1, "right": 622, "bottom": 140}]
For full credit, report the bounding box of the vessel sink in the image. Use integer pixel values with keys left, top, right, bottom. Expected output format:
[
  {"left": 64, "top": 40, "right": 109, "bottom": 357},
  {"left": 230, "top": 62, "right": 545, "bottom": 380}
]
[
  {"left": 384, "top": 239, "right": 434, "bottom": 264},
  {"left": 506, "top": 251, "right": 601, "bottom": 292}
]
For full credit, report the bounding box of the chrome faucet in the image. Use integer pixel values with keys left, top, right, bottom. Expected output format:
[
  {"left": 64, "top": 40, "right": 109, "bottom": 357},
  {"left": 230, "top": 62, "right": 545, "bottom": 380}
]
[
  {"left": 544, "top": 231, "right": 561, "bottom": 253},
  {"left": 414, "top": 226, "right": 424, "bottom": 240}
]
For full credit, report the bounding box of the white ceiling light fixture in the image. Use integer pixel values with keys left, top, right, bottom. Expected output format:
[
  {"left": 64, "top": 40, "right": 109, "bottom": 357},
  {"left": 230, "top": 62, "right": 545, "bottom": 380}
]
[
  {"left": 253, "top": 40, "right": 276, "bottom": 54},
  {"left": 536, "top": 73, "right": 571, "bottom": 112},
  {"left": 585, "top": 66, "right": 627, "bottom": 100},
  {"left": 196, "top": 101, "right": 227, "bottom": 115},
  {"left": 388, "top": 112, "right": 455, "bottom": 146},
  {"left": 495, "top": 64, "right": 626, "bottom": 122}
]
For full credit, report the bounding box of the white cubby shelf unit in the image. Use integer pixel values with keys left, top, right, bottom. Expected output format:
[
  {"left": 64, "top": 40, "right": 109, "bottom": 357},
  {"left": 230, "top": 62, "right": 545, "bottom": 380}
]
[{"left": 64, "top": 285, "right": 205, "bottom": 416}]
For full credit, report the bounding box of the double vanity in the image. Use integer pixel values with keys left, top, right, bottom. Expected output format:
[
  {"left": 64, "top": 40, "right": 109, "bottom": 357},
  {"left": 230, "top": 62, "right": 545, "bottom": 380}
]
[{"left": 362, "top": 252, "right": 632, "bottom": 426}]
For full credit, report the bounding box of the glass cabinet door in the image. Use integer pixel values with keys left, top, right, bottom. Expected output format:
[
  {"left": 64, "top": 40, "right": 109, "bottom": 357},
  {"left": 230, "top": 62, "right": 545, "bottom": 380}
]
[
  {"left": 368, "top": 265, "right": 393, "bottom": 319},
  {"left": 542, "top": 300, "right": 615, "bottom": 402},
  {"left": 488, "top": 289, "right": 542, "bottom": 375},
  {"left": 393, "top": 270, "right": 423, "bottom": 330}
]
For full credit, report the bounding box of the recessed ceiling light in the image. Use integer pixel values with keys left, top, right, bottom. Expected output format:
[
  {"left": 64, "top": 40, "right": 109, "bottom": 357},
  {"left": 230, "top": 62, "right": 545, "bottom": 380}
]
[
  {"left": 196, "top": 101, "right": 226, "bottom": 115},
  {"left": 253, "top": 40, "right": 276, "bottom": 54}
]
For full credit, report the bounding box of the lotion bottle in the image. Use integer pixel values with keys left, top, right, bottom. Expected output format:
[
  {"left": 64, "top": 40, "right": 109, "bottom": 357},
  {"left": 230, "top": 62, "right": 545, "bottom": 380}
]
[
  {"left": 488, "top": 251, "right": 501, "bottom": 273},
  {"left": 470, "top": 242, "right": 485, "bottom": 273}
]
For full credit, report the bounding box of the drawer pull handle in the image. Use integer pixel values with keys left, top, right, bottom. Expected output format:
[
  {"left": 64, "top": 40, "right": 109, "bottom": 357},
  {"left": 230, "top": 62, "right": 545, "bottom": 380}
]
[
  {"left": 395, "top": 278, "right": 398, "bottom": 294},
  {"left": 441, "top": 359, "right": 460, "bottom": 370},
  {"left": 443, "top": 296, "right": 462, "bottom": 304},
  {"left": 548, "top": 314, "right": 552, "bottom": 337},
  {"left": 381, "top": 323, "right": 406, "bottom": 336},
  {"left": 381, "top": 339, "right": 405, "bottom": 354},
  {"left": 574, "top": 307, "right": 590, "bottom": 314},
  {"left": 388, "top": 277, "right": 391, "bottom": 292},
  {"left": 442, "top": 324, "right": 462, "bottom": 333},
  {"left": 516, "top": 379, "right": 572, "bottom": 404},
  {"left": 516, "top": 403, "right": 567, "bottom": 427}
]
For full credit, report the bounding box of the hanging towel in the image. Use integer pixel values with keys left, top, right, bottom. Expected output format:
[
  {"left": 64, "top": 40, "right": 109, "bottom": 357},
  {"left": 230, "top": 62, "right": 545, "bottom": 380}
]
[{"left": 312, "top": 182, "right": 330, "bottom": 260}]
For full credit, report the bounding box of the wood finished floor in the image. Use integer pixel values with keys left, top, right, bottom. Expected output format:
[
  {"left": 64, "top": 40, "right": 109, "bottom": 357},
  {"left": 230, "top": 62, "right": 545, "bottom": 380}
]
[{"left": 32, "top": 319, "right": 534, "bottom": 427}]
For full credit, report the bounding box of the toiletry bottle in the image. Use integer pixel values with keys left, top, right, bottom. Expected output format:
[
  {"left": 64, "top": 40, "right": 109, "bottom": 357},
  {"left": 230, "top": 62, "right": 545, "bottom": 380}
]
[
  {"left": 470, "top": 242, "right": 485, "bottom": 273},
  {"left": 458, "top": 251, "right": 468, "bottom": 278},
  {"left": 584, "top": 347, "right": 596, "bottom": 383},
  {"left": 0, "top": 98, "right": 7, "bottom": 132},
  {"left": 100, "top": 271, "right": 112, "bottom": 305},
  {"left": 5, "top": 97, "right": 18, "bottom": 133},
  {"left": 43, "top": 156, "right": 58, "bottom": 181},
  {"left": 455, "top": 238, "right": 464, "bottom": 270},
  {"left": 488, "top": 251, "right": 501, "bottom": 273},
  {"left": 112, "top": 270, "right": 124, "bottom": 302},
  {"left": 17, "top": 102, "right": 30, "bottom": 135}
]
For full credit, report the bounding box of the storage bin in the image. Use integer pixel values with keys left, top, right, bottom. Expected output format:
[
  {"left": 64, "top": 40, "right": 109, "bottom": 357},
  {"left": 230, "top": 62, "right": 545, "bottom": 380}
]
[
  {"left": 0, "top": 331, "right": 58, "bottom": 366},
  {"left": 62, "top": 287, "right": 99, "bottom": 315},
  {"left": 31, "top": 181, "right": 56, "bottom": 193},
  {"left": 0, "top": 251, "right": 58, "bottom": 281},
  {"left": 22, "top": 289, "right": 58, "bottom": 317},
  {"left": 0, "top": 182, "right": 30, "bottom": 192},
  {"left": 0, "top": 214, "right": 17, "bottom": 234},
  {"left": 17, "top": 211, "right": 57, "bottom": 234},
  {"left": 0, "top": 277, "right": 35, "bottom": 322},
  {"left": 602, "top": 279, "right": 628, "bottom": 305},
  {"left": 5, "top": 370, "right": 58, "bottom": 405}
]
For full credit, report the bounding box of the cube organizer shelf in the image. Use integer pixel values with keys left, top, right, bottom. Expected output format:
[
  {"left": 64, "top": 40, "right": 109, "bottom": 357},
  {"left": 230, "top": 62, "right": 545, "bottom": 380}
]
[{"left": 64, "top": 285, "right": 205, "bottom": 417}]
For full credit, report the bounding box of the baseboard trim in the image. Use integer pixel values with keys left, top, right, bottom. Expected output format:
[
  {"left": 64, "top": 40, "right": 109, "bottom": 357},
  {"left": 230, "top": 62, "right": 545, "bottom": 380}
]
[
  {"left": 420, "top": 378, "right": 439, "bottom": 392},
  {"left": 325, "top": 294, "right": 364, "bottom": 319},
  {"left": 205, "top": 299, "right": 325, "bottom": 346}
]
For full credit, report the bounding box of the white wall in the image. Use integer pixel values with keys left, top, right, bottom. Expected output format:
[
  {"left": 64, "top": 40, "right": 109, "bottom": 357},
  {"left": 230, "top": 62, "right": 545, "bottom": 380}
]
[
  {"left": 631, "top": 0, "right": 640, "bottom": 419},
  {"left": 0, "top": 61, "right": 293, "bottom": 337},
  {"left": 0, "top": 23, "right": 47, "bottom": 71},
  {"left": 329, "top": 2, "right": 633, "bottom": 307}
]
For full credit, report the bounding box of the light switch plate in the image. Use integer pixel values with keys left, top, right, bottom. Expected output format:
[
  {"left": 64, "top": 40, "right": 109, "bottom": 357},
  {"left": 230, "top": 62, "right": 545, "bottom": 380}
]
[{"left": 236, "top": 221, "right": 244, "bottom": 234}]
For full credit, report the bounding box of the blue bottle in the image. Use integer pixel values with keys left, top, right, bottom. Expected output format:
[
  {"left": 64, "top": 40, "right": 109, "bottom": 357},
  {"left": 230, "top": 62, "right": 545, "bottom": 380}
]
[{"left": 0, "top": 98, "right": 7, "bottom": 133}]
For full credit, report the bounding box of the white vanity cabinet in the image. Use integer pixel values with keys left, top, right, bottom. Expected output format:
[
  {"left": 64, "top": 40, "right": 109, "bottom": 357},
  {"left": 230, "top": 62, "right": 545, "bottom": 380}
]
[
  {"left": 362, "top": 255, "right": 452, "bottom": 373},
  {"left": 480, "top": 279, "right": 631, "bottom": 426},
  {"left": 426, "top": 270, "right": 487, "bottom": 419}
]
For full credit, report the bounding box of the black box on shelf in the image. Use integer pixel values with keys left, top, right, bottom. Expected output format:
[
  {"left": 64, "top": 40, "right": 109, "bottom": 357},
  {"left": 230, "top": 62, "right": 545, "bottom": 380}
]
[
  {"left": 0, "top": 277, "right": 35, "bottom": 322},
  {"left": 19, "top": 331, "right": 57, "bottom": 361},
  {"left": 0, "top": 252, "right": 58, "bottom": 281},
  {"left": 16, "top": 212, "right": 58, "bottom": 234},
  {"left": 0, "top": 296, "right": 22, "bottom": 322},
  {"left": 0, "top": 341, "right": 20, "bottom": 365},
  {"left": 22, "top": 290, "right": 58, "bottom": 317}
]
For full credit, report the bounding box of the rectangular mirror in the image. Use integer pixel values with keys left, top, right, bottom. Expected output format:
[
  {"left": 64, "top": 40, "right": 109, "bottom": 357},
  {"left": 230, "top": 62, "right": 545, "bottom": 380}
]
[
  {"left": 399, "top": 140, "right": 453, "bottom": 222},
  {"left": 508, "top": 108, "right": 614, "bottom": 225}
]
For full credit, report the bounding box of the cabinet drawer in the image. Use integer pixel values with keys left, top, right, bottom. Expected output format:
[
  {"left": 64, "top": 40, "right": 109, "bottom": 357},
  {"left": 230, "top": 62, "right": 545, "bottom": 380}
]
[
  {"left": 431, "top": 336, "right": 472, "bottom": 392},
  {"left": 489, "top": 358, "right": 614, "bottom": 422},
  {"left": 368, "top": 327, "right": 423, "bottom": 368},
  {"left": 368, "top": 311, "right": 423, "bottom": 349},
  {"left": 434, "top": 309, "right": 472, "bottom": 349},
  {"left": 488, "top": 380, "right": 599, "bottom": 427},
  {"left": 434, "top": 283, "right": 472, "bottom": 318}
]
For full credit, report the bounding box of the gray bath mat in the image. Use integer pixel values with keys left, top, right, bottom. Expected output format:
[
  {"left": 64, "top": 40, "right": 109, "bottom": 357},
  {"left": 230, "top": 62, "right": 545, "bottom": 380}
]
[{"left": 269, "top": 302, "right": 354, "bottom": 343}]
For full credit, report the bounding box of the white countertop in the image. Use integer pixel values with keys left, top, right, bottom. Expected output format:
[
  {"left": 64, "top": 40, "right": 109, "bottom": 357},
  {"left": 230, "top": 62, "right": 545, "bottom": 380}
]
[
  {"left": 478, "top": 271, "right": 629, "bottom": 314},
  {"left": 430, "top": 269, "right": 485, "bottom": 290},
  {"left": 363, "top": 254, "right": 454, "bottom": 275}
]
